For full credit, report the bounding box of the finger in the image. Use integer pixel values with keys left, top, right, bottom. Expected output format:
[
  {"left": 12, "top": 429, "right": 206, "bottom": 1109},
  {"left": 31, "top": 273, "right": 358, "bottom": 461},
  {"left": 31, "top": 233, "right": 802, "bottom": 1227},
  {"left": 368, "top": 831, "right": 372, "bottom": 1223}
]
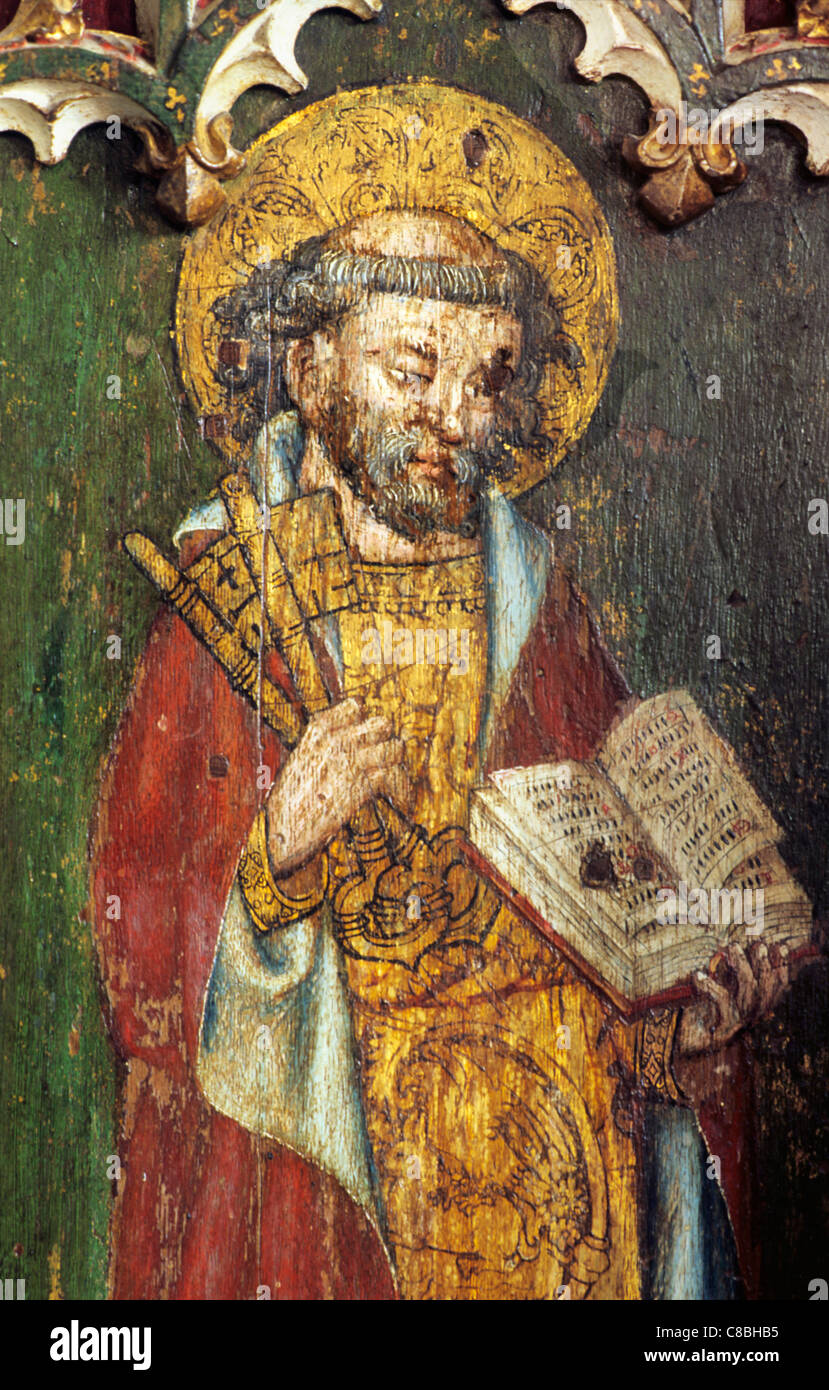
[
  {"left": 725, "top": 945, "right": 756, "bottom": 1016},
  {"left": 693, "top": 971, "right": 741, "bottom": 1042},
  {"left": 309, "top": 697, "right": 363, "bottom": 734},
  {"left": 747, "top": 941, "right": 777, "bottom": 1016},
  {"left": 357, "top": 737, "right": 407, "bottom": 773},
  {"left": 349, "top": 715, "right": 395, "bottom": 748},
  {"left": 351, "top": 763, "right": 407, "bottom": 812},
  {"left": 366, "top": 763, "right": 413, "bottom": 812},
  {"left": 768, "top": 943, "right": 783, "bottom": 970},
  {"left": 772, "top": 944, "right": 791, "bottom": 1002}
]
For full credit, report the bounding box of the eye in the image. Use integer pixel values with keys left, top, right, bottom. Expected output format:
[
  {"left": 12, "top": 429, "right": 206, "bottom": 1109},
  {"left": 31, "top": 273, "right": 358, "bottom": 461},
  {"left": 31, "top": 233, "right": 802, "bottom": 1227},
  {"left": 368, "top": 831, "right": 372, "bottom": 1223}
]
[
  {"left": 468, "top": 349, "right": 515, "bottom": 399},
  {"left": 388, "top": 367, "right": 432, "bottom": 390},
  {"left": 467, "top": 377, "right": 491, "bottom": 401},
  {"left": 468, "top": 374, "right": 505, "bottom": 401}
]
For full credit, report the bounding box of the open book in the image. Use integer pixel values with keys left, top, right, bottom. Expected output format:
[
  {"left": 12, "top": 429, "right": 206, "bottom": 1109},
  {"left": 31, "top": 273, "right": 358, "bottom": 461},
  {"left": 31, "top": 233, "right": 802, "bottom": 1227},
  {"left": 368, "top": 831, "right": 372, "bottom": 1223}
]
[{"left": 467, "top": 690, "right": 813, "bottom": 1013}]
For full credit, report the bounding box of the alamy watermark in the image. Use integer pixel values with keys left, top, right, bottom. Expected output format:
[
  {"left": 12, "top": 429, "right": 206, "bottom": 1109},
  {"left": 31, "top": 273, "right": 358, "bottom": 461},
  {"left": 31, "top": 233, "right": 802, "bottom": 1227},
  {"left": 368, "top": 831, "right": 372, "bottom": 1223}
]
[
  {"left": 654, "top": 102, "right": 764, "bottom": 158},
  {"left": 1, "top": 499, "right": 25, "bottom": 545},
  {"left": 50, "top": 1321, "right": 151, "bottom": 1370},
  {"left": 656, "top": 882, "right": 764, "bottom": 935},
  {"left": 361, "top": 621, "right": 472, "bottom": 676}
]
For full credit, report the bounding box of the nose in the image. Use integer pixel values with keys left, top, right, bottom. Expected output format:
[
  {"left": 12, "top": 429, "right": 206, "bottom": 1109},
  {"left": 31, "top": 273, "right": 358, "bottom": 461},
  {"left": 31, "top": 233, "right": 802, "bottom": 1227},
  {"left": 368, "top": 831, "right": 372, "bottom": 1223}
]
[{"left": 423, "top": 376, "right": 464, "bottom": 447}]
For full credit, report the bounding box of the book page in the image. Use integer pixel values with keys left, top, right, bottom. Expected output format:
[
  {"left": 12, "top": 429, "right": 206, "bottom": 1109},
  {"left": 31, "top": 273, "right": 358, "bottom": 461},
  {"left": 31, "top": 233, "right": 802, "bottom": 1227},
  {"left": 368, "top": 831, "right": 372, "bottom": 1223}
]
[
  {"left": 469, "top": 787, "right": 636, "bottom": 996},
  {"left": 598, "top": 690, "right": 781, "bottom": 889},
  {"left": 488, "top": 763, "right": 676, "bottom": 940},
  {"left": 723, "top": 846, "right": 813, "bottom": 939}
]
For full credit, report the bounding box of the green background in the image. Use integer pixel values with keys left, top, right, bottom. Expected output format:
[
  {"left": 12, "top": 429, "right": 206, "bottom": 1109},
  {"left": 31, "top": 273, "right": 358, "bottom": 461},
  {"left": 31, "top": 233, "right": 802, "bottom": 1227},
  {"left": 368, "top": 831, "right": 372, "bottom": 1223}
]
[{"left": 1, "top": 0, "right": 827, "bottom": 1299}]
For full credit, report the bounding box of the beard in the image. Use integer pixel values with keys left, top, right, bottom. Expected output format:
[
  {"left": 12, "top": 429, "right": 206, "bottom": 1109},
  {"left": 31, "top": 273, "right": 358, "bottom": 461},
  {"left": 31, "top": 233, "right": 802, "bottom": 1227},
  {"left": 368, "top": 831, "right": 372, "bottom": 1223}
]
[{"left": 319, "top": 397, "right": 517, "bottom": 542}]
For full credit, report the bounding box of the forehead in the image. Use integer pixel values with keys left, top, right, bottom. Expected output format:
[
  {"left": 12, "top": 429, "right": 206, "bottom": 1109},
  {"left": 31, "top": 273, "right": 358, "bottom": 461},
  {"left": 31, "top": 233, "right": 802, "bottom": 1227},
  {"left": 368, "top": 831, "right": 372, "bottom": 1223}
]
[{"left": 336, "top": 291, "right": 523, "bottom": 356}]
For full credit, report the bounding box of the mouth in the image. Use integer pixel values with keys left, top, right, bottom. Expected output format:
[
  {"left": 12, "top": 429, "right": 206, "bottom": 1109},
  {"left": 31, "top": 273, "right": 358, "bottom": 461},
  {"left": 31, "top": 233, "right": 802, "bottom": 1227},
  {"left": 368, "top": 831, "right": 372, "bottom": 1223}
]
[{"left": 411, "top": 455, "right": 459, "bottom": 483}]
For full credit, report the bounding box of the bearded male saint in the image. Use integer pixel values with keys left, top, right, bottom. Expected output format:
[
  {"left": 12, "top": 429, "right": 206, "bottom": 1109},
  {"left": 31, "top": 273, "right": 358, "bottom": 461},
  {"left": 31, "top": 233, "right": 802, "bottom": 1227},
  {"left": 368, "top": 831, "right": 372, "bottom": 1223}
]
[{"left": 92, "top": 209, "right": 796, "bottom": 1302}]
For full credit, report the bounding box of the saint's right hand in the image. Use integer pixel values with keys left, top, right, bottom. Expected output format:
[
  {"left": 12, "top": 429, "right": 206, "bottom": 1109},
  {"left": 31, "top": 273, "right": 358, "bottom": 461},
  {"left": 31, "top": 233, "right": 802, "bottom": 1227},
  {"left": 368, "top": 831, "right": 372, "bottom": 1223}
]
[{"left": 265, "top": 697, "right": 411, "bottom": 874}]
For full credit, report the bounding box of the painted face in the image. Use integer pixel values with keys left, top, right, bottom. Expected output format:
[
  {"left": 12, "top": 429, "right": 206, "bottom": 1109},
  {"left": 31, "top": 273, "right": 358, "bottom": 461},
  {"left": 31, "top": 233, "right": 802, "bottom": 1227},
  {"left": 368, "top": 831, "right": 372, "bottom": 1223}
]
[{"left": 317, "top": 292, "right": 524, "bottom": 541}]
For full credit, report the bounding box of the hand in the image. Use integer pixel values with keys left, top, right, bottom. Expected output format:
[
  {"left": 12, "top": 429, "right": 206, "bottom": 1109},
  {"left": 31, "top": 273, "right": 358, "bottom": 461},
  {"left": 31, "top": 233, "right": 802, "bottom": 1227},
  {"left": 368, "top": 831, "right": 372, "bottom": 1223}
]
[
  {"left": 265, "top": 697, "right": 411, "bottom": 874},
  {"left": 675, "top": 942, "right": 796, "bottom": 1059}
]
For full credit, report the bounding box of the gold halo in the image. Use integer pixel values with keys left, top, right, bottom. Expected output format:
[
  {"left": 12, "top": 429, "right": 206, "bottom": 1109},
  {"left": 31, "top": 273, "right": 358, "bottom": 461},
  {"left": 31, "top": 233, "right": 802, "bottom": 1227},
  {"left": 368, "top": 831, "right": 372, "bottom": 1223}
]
[{"left": 176, "top": 80, "right": 618, "bottom": 498}]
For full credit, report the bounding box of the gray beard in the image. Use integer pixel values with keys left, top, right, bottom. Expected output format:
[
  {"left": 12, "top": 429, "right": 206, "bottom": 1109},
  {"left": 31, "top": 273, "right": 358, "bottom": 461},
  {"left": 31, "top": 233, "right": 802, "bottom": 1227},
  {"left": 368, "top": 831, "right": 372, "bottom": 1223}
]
[
  {"left": 360, "top": 422, "right": 481, "bottom": 538},
  {"left": 325, "top": 404, "right": 515, "bottom": 542}
]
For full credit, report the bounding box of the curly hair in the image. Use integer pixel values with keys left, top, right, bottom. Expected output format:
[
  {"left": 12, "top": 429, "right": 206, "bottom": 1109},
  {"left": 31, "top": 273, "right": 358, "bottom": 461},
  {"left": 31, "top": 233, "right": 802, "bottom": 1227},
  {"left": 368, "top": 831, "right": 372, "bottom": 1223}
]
[{"left": 212, "top": 226, "right": 582, "bottom": 451}]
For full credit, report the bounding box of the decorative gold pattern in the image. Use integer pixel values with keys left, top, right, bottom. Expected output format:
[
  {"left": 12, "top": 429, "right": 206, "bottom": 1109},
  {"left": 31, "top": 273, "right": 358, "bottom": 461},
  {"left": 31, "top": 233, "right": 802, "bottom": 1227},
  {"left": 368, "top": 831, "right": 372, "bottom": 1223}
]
[
  {"left": 342, "top": 864, "right": 641, "bottom": 1298},
  {"left": 0, "top": 0, "right": 83, "bottom": 43},
  {"left": 507, "top": 0, "right": 829, "bottom": 225},
  {"left": 175, "top": 81, "right": 618, "bottom": 495},
  {"left": 797, "top": 0, "right": 829, "bottom": 40},
  {"left": 633, "top": 1006, "right": 685, "bottom": 1104},
  {"left": 122, "top": 528, "right": 304, "bottom": 746},
  {"left": 0, "top": 0, "right": 382, "bottom": 227},
  {"left": 345, "top": 556, "right": 488, "bottom": 827},
  {"left": 237, "top": 810, "right": 328, "bottom": 931},
  {"left": 623, "top": 117, "right": 747, "bottom": 228},
  {"left": 331, "top": 554, "right": 640, "bottom": 1298},
  {"left": 217, "top": 474, "right": 350, "bottom": 715},
  {"left": 135, "top": 116, "right": 246, "bottom": 227},
  {"left": 327, "top": 554, "right": 502, "bottom": 968},
  {"left": 357, "top": 1009, "right": 619, "bottom": 1299}
]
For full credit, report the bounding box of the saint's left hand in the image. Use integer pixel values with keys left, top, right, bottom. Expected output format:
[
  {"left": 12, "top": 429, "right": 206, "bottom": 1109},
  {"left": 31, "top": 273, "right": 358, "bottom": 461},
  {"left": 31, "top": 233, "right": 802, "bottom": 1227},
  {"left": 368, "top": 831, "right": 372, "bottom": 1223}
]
[
  {"left": 671, "top": 943, "right": 822, "bottom": 1107},
  {"left": 675, "top": 942, "right": 793, "bottom": 1059}
]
